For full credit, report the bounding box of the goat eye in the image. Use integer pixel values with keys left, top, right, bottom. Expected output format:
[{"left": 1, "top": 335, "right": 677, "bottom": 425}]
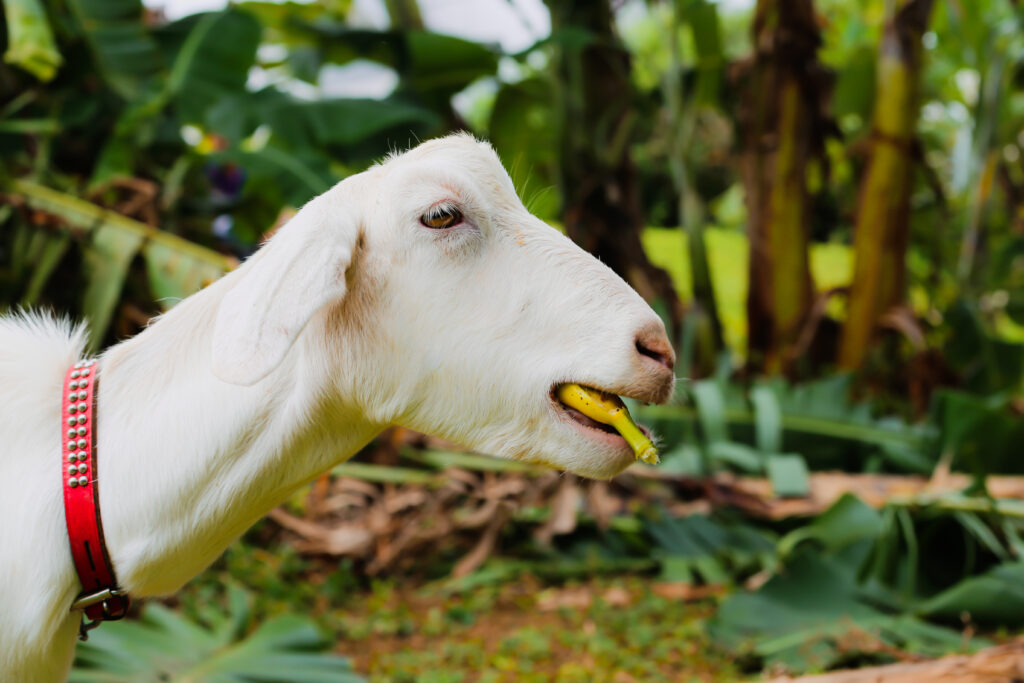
[{"left": 420, "top": 206, "right": 463, "bottom": 230}]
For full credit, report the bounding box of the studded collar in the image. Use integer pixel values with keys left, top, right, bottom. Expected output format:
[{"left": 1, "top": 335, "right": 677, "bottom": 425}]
[{"left": 62, "top": 359, "right": 130, "bottom": 639}]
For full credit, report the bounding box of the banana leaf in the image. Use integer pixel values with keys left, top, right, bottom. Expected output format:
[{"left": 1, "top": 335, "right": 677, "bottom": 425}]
[
  {"left": 2, "top": 0, "right": 62, "bottom": 81},
  {"left": 67, "top": 0, "right": 164, "bottom": 100},
  {"left": 166, "top": 9, "right": 262, "bottom": 124},
  {"left": 206, "top": 89, "right": 440, "bottom": 152},
  {"left": 82, "top": 223, "right": 144, "bottom": 349},
  {"left": 6, "top": 179, "right": 233, "bottom": 349}
]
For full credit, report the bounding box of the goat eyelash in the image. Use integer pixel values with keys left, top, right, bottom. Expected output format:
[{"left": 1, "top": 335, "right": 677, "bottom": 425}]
[
  {"left": 420, "top": 202, "right": 464, "bottom": 230},
  {"left": 423, "top": 200, "right": 458, "bottom": 218}
]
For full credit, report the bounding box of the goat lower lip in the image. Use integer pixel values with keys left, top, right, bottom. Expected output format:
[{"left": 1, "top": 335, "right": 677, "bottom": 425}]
[{"left": 562, "top": 405, "right": 619, "bottom": 435}]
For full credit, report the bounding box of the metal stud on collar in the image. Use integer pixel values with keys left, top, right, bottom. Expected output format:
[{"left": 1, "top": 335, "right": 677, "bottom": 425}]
[
  {"left": 63, "top": 357, "right": 131, "bottom": 638},
  {"left": 63, "top": 363, "right": 94, "bottom": 490}
]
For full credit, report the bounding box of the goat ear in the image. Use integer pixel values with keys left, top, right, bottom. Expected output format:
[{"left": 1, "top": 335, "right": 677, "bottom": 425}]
[{"left": 211, "top": 182, "right": 361, "bottom": 386}]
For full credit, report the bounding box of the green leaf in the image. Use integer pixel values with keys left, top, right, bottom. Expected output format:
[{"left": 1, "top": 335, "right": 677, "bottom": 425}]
[
  {"left": 71, "top": 596, "right": 363, "bottom": 682},
  {"left": 11, "top": 228, "right": 70, "bottom": 306},
  {"left": 277, "top": 22, "right": 409, "bottom": 70},
  {"left": 90, "top": 130, "right": 139, "bottom": 186},
  {"left": 67, "top": 0, "right": 165, "bottom": 100},
  {"left": 409, "top": 448, "right": 539, "bottom": 473},
  {"left": 330, "top": 462, "right": 434, "bottom": 484},
  {"left": 690, "top": 380, "right": 728, "bottom": 444},
  {"left": 238, "top": 1, "right": 352, "bottom": 49},
  {"left": 403, "top": 30, "right": 498, "bottom": 99},
  {"left": 750, "top": 384, "right": 782, "bottom": 454},
  {"left": 280, "top": 98, "right": 439, "bottom": 149},
  {"left": 82, "top": 223, "right": 144, "bottom": 350},
  {"left": 647, "top": 512, "right": 775, "bottom": 585},
  {"left": 711, "top": 549, "right": 978, "bottom": 672},
  {"left": 143, "top": 240, "right": 225, "bottom": 309},
  {"left": 6, "top": 179, "right": 233, "bottom": 343},
  {"left": 944, "top": 302, "right": 1024, "bottom": 395},
  {"left": 286, "top": 23, "right": 498, "bottom": 100},
  {"left": 0, "top": 117, "right": 60, "bottom": 133},
  {"left": 955, "top": 511, "right": 1010, "bottom": 561},
  {"left": 681, "top": 0, "right": 723, "bottom": 106},
  {"left": 1004, "top": 519, "right": 1024, "bottom": 559},
  {"left": 637, "top": 373, "right": 926, "bottom": 456},
  {"left": 206, "top": 89, "right": 439, "bottom": 157},
  {"left": 708, "top": 441, "right": 763, "bottom": 472},
  {"left": 766, "top": 454, "right": 810, "bottom": 498},
  {"left": 933, "top": 389, "right": 1024, "bottom": 477},
  {"left": 876, "top": 417, "right": 936, "bottom": 474},
  {"left": 659, "top": 555, "right": 695, "bottom": 583},
  {"left": 2, "top": 0, "right": 63, "bottom": 81},
  {"left": 896, "top": 507, "right": 919, "bottom": 600},
  {"left": 211, "top": 146, "right": 335, "bottom": 207},
  {"left": 168, "top": 9, "right": 262, "bottom": 123},
  {"left": 489, "top": 78, "right": 560, "bottom": 220},
  {"left": 657, "top": 443, "right": 704, "bottom": 475},
  {"left": 918, "top": 561, "right": 1024, "bottom": 626},
  {"left": 778, "top": 494, "right": 883, "bottom": 557},
  {"left": 223, "top": 583, "right": 252, "bottom": 641},
  {"left": 833, "top": 46, "right": 876, "bottom": 120}
]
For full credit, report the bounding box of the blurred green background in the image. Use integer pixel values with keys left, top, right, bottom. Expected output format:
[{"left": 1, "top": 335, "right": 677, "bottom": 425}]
[{"left": 4, "top": 0, "right": 1024, "bottom": 680}]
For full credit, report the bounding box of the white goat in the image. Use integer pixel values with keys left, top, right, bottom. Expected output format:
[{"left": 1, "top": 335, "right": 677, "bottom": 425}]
[{"left": 0, "top": 134, "right": 674, "bottom": 680}]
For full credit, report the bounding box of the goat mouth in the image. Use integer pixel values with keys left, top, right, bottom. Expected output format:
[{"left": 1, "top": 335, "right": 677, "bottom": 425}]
[{"left": 550, "top": 384, "right": 653, "bottom": 444}]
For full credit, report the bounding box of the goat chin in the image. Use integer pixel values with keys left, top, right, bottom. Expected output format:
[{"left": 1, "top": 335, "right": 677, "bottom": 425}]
[{"left": 0, "top": 133, "right": 674, "bottom": 681}]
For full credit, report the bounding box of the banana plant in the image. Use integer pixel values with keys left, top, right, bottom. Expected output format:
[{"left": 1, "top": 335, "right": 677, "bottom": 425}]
[
  {"left": 5, "top": 179, "right": 233, "bottom": 350},
  {"left": 71, "top": 584, "right": 364, "bottom": 682},
  {"left": 838, "top": 0, "right": 936, "bottom": 370}
]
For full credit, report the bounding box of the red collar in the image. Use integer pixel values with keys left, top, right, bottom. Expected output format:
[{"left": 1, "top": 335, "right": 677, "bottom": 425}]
[{"left": 62, "top": 359, "right": 130, "bottom": 639}]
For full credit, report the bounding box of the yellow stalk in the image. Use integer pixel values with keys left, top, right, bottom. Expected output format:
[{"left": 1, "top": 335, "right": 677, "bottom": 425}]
[{"left": 555, "top": 384, "right": 659, "bottom": 465}]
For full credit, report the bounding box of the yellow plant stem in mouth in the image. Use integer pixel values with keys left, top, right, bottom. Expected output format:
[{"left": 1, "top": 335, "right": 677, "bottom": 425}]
[{"left": 555, "top": 383, "right": 659, "bottom": 465}]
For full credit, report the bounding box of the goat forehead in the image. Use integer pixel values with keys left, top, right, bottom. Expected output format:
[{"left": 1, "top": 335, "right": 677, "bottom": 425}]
[
  {"left": 383, "top": 132, "right": 502, "bottom": 167},
  {"left": 377, "top": 138, "right": 516, "bottom": 196},
  {"left": 381, "top": 163, "right": 513, "bottom": 204}
]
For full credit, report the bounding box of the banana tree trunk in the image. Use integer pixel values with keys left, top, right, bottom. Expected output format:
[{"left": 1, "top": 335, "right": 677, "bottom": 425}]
[
  {"left": 665, "top": 0, "right": 724, "bottom": 364},
  {"left": 838, "top": 0, "right": 935, "bottom": 370},
  {"left": 544, "top": 0, "right": 683, "bottom": 331},
  {"left": 738, "top": 0, "right": 830, "bottom": 374}
]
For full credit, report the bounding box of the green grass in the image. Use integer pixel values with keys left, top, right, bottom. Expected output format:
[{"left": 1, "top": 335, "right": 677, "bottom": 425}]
[{"left": 332, "top": 576, "right": 740, "bottom": 682}]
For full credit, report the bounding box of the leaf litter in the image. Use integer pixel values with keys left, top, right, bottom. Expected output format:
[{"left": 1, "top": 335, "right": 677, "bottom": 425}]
[{"left": 256, "top": 424, "right": 1024, "bottom": 678}]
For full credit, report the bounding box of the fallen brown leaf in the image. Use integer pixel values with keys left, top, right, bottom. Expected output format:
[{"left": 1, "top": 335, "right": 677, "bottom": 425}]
[
  {"left": 536, "top": 586, "right": 594, "bottom": 611},
  {"left": 452, "top": 502, "right": 513, "bottom": 578},
  {"left": 651, "top": 582, "right": 725, "bottom": 602},
  {"left": 762, "top": 636, "right": 1024, "bottom": 683},
  {"left": 534, "top": 476, "right": 581, "bottom": 545},
  {"left": 601, "top": 586, "right": 632, "bottom": 607}
]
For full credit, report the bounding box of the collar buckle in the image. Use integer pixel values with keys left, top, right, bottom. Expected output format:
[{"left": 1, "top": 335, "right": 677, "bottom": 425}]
[
  {"left": 72, "top": 588, "right": 130, "bottom": 641},
  {"left": 71, "top": 586, "right": 127, "bottom": 611}
]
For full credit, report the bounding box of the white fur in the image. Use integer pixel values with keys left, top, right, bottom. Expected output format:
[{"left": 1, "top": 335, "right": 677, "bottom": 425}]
[{"left": 0, "top": 134, "right": 673, "bottom": 680}]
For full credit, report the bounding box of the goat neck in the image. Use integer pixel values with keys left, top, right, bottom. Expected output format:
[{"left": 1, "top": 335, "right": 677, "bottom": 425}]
[{"left": 97, "top": 273, "right": 379, "bottom": 598}]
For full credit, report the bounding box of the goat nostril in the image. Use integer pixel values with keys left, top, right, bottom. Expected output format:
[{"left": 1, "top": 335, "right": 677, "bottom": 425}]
[{"left": 635, "top": 338, "right": 675, "bottom": 372}]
